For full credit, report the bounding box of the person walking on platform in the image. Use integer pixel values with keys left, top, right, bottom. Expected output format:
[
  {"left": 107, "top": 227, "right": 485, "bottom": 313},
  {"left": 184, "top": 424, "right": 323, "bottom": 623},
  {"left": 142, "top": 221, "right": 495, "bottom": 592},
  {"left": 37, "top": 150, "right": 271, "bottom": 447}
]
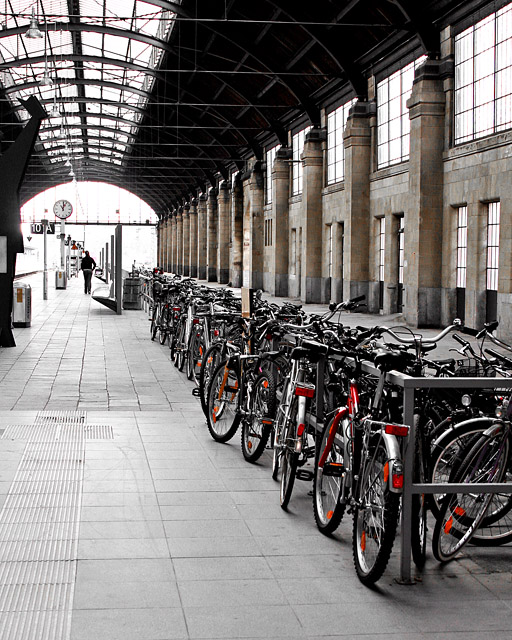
[{"left": 81, "top": 250, "right": 96, "bottom": 294}]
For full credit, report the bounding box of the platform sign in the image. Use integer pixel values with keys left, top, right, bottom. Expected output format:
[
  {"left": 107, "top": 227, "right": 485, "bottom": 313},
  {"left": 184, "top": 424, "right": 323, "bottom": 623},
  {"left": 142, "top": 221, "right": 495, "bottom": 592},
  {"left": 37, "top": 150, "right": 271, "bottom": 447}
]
[{"left": 31, "top": 221, "right": 55, "bottom": 235}]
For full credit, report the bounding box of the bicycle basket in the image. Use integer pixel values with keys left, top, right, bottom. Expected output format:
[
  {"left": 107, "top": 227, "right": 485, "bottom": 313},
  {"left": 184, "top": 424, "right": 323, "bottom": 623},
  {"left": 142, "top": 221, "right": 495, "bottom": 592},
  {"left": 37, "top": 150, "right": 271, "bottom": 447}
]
[{"left": 454, "top": 358, "right": 495, "bottom": 377}]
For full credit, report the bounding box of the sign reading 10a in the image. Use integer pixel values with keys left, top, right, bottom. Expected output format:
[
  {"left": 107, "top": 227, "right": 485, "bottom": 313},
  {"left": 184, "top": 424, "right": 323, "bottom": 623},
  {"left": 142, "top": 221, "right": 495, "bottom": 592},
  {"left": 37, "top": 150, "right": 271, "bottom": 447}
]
[{"left": 31, "top": 222, "right": 55, "bottom": 235}]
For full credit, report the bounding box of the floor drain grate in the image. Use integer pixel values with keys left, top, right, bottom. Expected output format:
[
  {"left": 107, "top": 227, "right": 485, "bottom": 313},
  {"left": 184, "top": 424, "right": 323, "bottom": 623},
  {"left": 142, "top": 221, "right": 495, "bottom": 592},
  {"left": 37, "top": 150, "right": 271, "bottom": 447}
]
[{"left": 0, "top": 410, "right": 110, "bottom": 638}]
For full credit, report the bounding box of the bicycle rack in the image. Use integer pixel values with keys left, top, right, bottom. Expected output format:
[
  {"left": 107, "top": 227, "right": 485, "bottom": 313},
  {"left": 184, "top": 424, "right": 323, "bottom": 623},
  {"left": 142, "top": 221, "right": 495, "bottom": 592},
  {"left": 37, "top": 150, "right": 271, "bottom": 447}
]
[{"left": 387, "top": 372, "right": 512, "bottom": 584}]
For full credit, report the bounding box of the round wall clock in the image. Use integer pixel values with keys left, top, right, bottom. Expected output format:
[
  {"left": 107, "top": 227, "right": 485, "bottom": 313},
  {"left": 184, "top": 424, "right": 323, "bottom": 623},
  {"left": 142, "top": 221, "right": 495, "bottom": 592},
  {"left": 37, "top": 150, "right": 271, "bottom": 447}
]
[{"left": 53, "top": 199, "right": 73, "bottom": 219}]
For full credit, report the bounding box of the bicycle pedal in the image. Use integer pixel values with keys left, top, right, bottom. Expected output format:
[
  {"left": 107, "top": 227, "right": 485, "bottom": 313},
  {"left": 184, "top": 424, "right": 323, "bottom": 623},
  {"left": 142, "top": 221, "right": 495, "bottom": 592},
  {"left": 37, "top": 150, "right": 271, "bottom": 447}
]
[
  {"left": 191, "top": 388, "right": 201, "bottom": 397},
  {"left": 295, "top": 469, "right": 314, "bottom": 482},
  {"left": 322, "top": 462, "right": 345, "bottom": 478}
]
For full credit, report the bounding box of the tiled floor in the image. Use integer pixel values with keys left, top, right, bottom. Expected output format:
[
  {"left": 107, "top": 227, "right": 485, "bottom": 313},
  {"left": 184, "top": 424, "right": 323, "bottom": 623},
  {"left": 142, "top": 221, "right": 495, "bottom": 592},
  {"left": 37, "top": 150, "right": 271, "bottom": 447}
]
[{"left": 0, "top": 273, "right": 511, "bottom": 639}]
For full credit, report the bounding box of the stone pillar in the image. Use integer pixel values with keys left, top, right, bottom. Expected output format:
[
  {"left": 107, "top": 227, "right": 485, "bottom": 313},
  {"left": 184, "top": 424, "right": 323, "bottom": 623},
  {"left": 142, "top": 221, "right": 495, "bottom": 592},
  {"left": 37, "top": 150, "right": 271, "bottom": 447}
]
[
  {"left": 301, "top": 129, "right": 325, "bottom": 302},
  {"left": 161, "top": 220, "right": 166, "bottom": 270},
  {"left": 343, "top": 101, "right": 372, "bottom": 302},
  {"left": 242, "top": 162, "right": 264, "bottom": 290},
  {"left": 270, "top": 148, "right": 290, "bottom": 296},
  {"left": 171, "top": 214, "right": 177, "bottom": 273},
  {"left": 207, "top": 188, "right": 218, "bottom": 281},
  {"left": 182, "top": 204, "right": 190, "bottom": 277},
  {"left": 189, "top": 198, "right": 198, "bottom": 278},
  {"left": 176, "top": 209, "right": 183, "bottom": 275},
  {"left": 156, "top": 222, "right": 161, "bottom": 268},
  {"left": 230, "top": 176, "right": 243, "bottom": 287},
  {"left": 197, "top": 193, "right": 207, "bottom": 280},
  {"left": 165, "top": 217, "right": 171, "bottom": 272},
  {"left": 405, "top": 59, "right": 446, "bottom": 327},
  {"left": 217, "top": 181, "right": 230, "bottom": 284}
]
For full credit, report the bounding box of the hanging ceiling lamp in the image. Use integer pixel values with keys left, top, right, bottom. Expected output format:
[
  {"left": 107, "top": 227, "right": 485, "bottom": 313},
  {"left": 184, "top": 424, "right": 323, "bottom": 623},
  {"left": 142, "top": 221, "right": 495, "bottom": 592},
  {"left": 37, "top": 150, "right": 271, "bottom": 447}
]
[
  {"left": 40, "top": 69, "right": 53, "bottom": 86},
  {"left": 25, "top": 7, "right": 43, "bottom": 38},
  {"left": 49, "top": 96, "right": 60, "bottom": 117}
]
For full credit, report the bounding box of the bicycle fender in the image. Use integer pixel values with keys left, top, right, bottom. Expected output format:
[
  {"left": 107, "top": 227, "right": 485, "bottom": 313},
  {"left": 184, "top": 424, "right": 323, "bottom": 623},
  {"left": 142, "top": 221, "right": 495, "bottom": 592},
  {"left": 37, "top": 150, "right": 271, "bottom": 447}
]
[{"left": 380, "top": 432, "right": 403, "bottom": 494}]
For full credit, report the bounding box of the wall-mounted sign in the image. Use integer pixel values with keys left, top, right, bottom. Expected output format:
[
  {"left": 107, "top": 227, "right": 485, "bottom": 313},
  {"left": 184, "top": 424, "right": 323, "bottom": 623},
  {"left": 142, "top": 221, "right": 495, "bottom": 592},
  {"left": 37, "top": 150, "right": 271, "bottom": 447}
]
[{"left": 31, "top": 222, "right": 55, "bottom": 235}]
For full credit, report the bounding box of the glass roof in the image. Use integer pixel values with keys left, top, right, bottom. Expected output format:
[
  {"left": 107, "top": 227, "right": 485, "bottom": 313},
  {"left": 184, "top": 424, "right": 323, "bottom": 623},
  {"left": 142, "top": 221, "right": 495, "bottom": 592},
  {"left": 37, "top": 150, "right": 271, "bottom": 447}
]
[{"left": 0, "top": 1, "right": 177, "bottom": 176}]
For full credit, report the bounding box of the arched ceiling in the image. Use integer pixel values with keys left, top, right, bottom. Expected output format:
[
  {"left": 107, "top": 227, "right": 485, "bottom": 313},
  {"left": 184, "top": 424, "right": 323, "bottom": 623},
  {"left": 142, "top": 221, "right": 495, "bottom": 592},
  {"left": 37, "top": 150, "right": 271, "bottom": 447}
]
[{"left": 0, "top": 0, "right": 493, "bottom": 217}]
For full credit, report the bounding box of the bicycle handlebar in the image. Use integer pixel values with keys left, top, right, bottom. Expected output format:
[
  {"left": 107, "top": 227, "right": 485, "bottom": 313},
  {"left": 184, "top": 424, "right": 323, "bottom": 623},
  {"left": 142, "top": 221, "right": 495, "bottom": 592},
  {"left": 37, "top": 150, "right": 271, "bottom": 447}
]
[{"left": 374, "top": 319, "right": 463, "bottom": 346}]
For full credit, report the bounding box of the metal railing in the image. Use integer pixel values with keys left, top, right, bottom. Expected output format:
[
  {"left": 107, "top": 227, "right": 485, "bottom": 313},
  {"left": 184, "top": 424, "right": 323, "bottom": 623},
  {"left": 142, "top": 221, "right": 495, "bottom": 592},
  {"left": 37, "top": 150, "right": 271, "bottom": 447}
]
[{"left": 391, "top": 372, "right": 512, "bottom": 584}]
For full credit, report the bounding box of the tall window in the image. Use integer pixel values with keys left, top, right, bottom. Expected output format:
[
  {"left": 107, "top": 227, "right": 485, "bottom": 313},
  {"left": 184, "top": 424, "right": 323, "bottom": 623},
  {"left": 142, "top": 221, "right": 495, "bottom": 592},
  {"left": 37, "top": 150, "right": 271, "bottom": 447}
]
[
  {"left": 378, "top": 217, "right": 386, "bottom": 283},
  {"left": 377, "top": 56, "right": 427, "bottom": 168},
  {"left": 265, "top": 144, "right": 281, "bottom": 205},
  {"left": 455, "top": 4, "right": 512, "bottom": 144},
  {"left": 327, "top": 225, "right": 333, "bottom": 279},
  {"left": 291, "top": 126, "right": 312, "bottom": 196},
  {"left": 378, "top": 217, "right": 386, "bottom": 310},
  {"left": 487, "top": 202, "right": 501, "bottom": 291},
  {"left": 264, "top": 218, "right": 273, "bottom": 247},
  {"left": 327, "top": 99, "right": 356, "bottom": 184},
  {"left": 456, "top": 206, "right": 468, "bottom": 288}
]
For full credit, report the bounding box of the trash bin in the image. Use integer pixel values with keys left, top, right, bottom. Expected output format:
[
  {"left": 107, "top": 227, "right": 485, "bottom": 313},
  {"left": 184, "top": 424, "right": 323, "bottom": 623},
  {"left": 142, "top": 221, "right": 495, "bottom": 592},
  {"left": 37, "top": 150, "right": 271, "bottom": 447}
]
[
  {"left": 123, "top": 276, "right": 142, "bottom": 310},
  {"left": 55, "top": 270, "right": 67, "bottom": 289},
  {"left": 12, "top": 282, "right": 31, "bottom": 327}
]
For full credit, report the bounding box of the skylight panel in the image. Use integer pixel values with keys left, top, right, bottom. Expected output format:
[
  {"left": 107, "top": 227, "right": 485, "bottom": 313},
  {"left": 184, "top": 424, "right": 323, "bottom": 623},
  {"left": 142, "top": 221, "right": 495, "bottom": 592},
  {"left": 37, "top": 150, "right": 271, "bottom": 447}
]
[{"left": 103, "top": 34, "right": 129, "bottom": 61}]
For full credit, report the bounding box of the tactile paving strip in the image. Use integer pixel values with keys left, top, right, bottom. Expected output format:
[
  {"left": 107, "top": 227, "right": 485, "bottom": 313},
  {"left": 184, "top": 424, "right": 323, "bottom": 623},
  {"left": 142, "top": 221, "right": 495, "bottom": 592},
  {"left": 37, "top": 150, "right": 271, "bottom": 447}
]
[{"left": 0, "top": 411, "right": 111, "bottom": 639}]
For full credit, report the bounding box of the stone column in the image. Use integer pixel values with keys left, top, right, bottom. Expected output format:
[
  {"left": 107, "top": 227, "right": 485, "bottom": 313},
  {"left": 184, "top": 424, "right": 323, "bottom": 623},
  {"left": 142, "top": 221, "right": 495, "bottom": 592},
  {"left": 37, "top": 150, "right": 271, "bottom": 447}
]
[
  {"left": 271, "top": 148, "right": 290, "bottom": 296},
  {"left": 165, "top": 217, "right": 171, "bottom": 272},
  {"left": 217, "top": 181, "right": 230, "bottom": 283},
  {"left": 189, "top": 198, "right": 198, "bottom": 278},
  {"left": 170, "top": 214, "right": 177, "bottom": 273},
  {"left": 230, "top": 176, "right": 243, "bottom": 287},
  {"left": 207, "top": 188, "right": 218, "bottom": 281},
  {"left": 156, "top": 221, "right": 161, "bottom": 268},
  {"left": 176, "top": 209, "right": 183, "bottom": 275},
  {"left": 197, "top": 193, "right": 207, "bottom": 280},
  {"left": 182, "top": 204, "right": 190, "bottom": 277},
  {"left": 242, "top": 161, "right": 264, "bottom": 290},
  {"left": 343, "top": 101, "right": 372, "bottom": 302},
  {"left": 405, "top": 59, "right": 446, "bottom": 327},
  {"left": 301, "top": 129, "right": 325, "bottom": 302}
]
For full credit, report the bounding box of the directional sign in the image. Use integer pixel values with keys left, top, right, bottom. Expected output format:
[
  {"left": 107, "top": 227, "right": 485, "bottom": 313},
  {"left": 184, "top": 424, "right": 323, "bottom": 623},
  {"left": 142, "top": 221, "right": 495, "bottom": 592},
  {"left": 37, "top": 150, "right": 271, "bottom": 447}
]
[{"left": 31, "top": 222, "right": 55, "bottom": 235}]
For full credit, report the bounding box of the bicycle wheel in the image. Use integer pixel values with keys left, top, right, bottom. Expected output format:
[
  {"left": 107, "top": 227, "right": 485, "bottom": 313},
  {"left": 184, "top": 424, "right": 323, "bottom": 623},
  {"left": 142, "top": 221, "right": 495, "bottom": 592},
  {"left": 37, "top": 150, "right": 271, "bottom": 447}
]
[
  {"left": 206, "top": 361, "right": 242, "bottom": 443},
  {"left": 280, "top": 396, "right": 301, "bottom": 510},
  {"left": 199, "top": 342, "right": 226, "bottom": 417},
  {"left": 432, "top": 428, "right": 510, "bottom": 562},
  {"left": 158, "top": 309, "right": 169, "bottom": 345},
  {"left": 272, "top": 378, "right": 290, "bottom": 481},
  {"left": 150, "top": 304, "right": 160, "bottom": 341},
  {"left": 352, "top": 435, "right": 400, "bottom": 585},
  {"left": 429, "top": 418, "right": 495, "bottom": 519},
  {"left": 313, "top": 412, "right": 347, "bottom": 535},
  {"left": 411, "top": 414, "right": 427, "bottom": 568},
  {"left": 187, "top": 325, "right": 205, "bottom": 383},
  {"left": 173, "top": 319, "right": 187, "bottom": 371},
  {"left": 241, "top": 371, "right": 276, "bottom": 463}
]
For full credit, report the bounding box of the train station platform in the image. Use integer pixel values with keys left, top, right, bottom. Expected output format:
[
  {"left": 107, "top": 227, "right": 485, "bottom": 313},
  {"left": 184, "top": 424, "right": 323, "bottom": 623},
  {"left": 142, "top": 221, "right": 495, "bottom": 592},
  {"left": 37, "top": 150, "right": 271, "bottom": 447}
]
[{"left": 0, "top": 272, "right": 510, "bottom": 639}]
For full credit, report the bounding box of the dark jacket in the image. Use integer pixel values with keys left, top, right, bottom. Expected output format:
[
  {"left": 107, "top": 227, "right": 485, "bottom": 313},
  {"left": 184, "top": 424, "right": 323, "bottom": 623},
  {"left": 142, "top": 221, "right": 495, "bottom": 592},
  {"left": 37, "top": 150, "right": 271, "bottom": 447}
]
[{"left": 81, "top": 256, "right": 96, "bottom": 270}]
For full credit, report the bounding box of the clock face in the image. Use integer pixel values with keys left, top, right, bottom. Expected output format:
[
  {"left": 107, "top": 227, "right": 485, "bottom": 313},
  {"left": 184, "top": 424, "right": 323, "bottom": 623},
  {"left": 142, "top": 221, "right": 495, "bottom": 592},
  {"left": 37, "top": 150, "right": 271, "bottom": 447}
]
[{"left": 53, "top": 199, "right": 73, "bottom": 219}]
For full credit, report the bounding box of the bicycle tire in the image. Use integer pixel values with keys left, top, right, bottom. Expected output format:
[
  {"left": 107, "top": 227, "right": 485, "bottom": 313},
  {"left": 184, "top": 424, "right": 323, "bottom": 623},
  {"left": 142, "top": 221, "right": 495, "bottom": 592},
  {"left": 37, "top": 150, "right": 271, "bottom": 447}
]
[
  {"left": 173, "top": 319, "right": 186, "bottom": 371},
  {"left": 206, "top": 361, "right": 242, "bottom": 443},
  {"left": 241, "top": 371, "right": 276, "bottom": 463},
  {"left": 280, "top": 396, "right": 301, "bottom": 510},
  {"left": 272, "top": 378, "right": 291, "bottom": 481},
  {"left": 150, "top": 305, "right": 160, "bottom": 341},
  {"left": 352, "top": 435, "right": 400, "bottom": 585},
  {"left": 158, "top": 319, "right": 168, "bottom": 345},
  {"left": 187, "top": 326, "right": 205, "bottom": 383},
  {"left": 313, "top": 413, "right": 347, "bottom": 535},
  {"left": 199, "top": 342, "right": 226, "bottom": 416},
  {"left": 431, "top": 428, "right": 509, "bottom": 562},
  {"left": 411, "top": 414, "right": 427, "bottom": 567},
  {"left": 429, "top": 418, "right": 496, "bottom": 519}
]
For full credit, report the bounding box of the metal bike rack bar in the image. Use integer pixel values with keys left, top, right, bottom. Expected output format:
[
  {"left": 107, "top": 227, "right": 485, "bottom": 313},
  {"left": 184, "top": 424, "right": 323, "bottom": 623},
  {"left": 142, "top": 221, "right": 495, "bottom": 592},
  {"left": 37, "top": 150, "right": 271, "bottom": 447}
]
[{"left": 385, "top": 372, "right": 512, "bottom": 584}]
